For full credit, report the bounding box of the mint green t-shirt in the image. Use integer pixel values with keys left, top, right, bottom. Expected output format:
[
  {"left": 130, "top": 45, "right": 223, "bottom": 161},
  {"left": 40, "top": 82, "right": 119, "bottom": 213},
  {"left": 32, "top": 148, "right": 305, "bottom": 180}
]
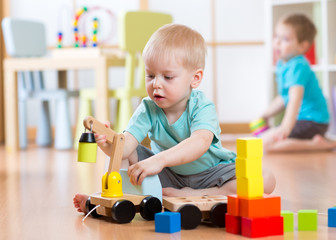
[{"left": 125, "top": 90, "right": 236, "bottom": 175}]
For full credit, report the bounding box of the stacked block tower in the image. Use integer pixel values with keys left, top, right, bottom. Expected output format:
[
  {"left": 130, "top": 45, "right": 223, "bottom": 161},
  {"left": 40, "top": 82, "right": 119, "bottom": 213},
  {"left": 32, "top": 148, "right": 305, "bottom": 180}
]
[{"left": 225, "top": 138, "right": 284, "bottom": 238}]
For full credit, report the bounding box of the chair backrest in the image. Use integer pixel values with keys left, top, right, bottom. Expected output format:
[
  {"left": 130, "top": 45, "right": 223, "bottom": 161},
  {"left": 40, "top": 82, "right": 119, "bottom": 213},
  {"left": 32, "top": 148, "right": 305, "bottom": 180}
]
[
  {"left": 1, "top": 18, "right": 47, "bottom": 57},
  {"left": 2, "top": 18, "right": 47, "bottom": 91},
  {"left": 118, "top": 11, "right": 173, "bottom": 91}
]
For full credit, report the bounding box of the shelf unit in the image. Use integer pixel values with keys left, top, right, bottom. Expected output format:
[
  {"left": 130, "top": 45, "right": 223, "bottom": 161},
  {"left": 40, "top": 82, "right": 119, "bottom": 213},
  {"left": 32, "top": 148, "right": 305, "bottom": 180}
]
[{"left": 265, "top": 0, "right": 336, "bottom": 133}]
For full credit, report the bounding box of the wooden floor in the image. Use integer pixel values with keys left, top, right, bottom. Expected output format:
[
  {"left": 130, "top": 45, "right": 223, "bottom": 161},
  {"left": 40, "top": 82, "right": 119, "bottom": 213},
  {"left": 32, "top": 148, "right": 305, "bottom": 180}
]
[{"left": 0, "top": 139, "right": 336, "bottom": 240}]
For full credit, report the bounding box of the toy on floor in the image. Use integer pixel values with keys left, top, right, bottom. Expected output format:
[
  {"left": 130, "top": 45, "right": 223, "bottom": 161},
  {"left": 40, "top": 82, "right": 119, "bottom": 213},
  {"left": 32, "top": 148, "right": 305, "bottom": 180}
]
[
  {"left": 77, "top": 123, "right": 97, "bottom": 163},
  {"left": 281, "top": 209, "right": 320, "bottom": 231},
  {"left": 226, "top": 138, "right": 283, "bottom": 238},
  {"left": 155, "top": 212, "right": 181, "bottom": 233},
  {"left": 281, "top": 210, "right": 294, "bottom": 232},
  {"left": 162, "top": 195, "right": 228, "bottom": 229},
  {"left": 298, "top": 209, "right": 318, "bottom": 231},
  {"left": 249, "top": 118, "right": 269, "bottom": 136},
  {"left": 78, "top": 116, "right": 163, "bottom": 223},
  {"left": 329, "top": 207, "right": 336, "bottom": 227}
]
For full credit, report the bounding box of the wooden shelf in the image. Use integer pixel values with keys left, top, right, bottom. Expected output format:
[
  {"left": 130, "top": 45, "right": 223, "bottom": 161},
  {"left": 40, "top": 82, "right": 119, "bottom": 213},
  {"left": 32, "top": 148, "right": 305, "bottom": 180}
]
[
  {"left": 272, "top": 0, "right": 320, "bottom": 6},
  {"left": 207, "top": 41, "right": 264, "bottom": 47},
  {"left": 326, "top": 64, "right": 336, "bottom": 72}
]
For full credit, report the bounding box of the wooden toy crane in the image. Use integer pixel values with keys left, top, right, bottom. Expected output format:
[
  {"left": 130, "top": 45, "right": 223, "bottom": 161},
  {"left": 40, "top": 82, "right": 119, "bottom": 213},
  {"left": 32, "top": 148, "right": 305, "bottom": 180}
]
[{"left": 79, "top": 116, "right": 162, "bottom": 223}]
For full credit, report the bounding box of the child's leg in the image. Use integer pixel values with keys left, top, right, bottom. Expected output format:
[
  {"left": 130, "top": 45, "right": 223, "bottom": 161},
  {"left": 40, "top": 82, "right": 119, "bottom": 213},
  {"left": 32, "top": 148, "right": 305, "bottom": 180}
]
[
  {"left": 73, "top": 194, "right": 89, "bottom": 213},
  {"left": 263, "top": 120, "right": 335, "bottom": 152},
  {"left": 162, "top": 168, "right": 276, "bottom": 197},
  {"left": 264, "top": 134, "right": 336, "bottom": 152}
]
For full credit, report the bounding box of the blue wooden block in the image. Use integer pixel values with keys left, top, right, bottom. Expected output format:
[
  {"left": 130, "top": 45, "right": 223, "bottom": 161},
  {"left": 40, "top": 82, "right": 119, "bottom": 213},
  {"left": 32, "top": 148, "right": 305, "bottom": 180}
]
[
  {"left": 328, "top": 207, "right": 336, "bottom": 227},
  {"left": 155, "top": 212, "right": 181, "bottom": 233}
]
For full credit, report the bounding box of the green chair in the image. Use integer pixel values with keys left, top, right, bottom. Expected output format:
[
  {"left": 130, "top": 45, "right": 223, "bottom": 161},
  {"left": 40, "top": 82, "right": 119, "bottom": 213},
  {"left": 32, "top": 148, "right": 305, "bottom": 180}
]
[{"left": 74, "top": 11, "right": 172, "bottom": 148}]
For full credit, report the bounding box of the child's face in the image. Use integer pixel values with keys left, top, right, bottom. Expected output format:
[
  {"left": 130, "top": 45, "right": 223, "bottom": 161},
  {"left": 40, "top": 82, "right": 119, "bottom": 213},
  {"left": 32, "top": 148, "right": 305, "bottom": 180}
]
[
  {"left": 145, "top": 55, "right": 197, "bottom": 115},
  {"left": 273, "top": 22, "right": 307, "bottom": 62}
]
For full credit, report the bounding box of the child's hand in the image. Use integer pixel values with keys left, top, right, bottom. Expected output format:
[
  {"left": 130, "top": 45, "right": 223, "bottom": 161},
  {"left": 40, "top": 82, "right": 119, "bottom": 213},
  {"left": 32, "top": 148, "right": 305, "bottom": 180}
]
[
  {"left": 262, "top": 116, "right": 270, "bottom": 127},
  {"left": 272, "top": 126, "right": 290, "bottom": 141},
  {"left": 94, "top": 121, "right": 113, "bottom": 156},
  {"left": 127, "top": 156, "right": 164, "bottom": 185}
]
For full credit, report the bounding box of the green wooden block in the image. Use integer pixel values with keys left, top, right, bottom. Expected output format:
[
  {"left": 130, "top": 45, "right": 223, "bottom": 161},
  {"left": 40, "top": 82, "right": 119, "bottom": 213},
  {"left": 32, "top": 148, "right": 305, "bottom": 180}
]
[
  {"left": 281, "top": 210, "right": 294, "bottom": 232},
  {"left": 298, "top": 210, "right": 318, "bottom": 231}
]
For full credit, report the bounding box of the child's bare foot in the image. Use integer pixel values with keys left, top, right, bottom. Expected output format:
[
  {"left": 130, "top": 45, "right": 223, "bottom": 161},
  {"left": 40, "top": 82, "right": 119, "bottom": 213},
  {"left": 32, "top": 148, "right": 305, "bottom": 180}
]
[
  {"left": 312, "top": 134, "right": 336, "bottom": 149},
  {"left": 73, "top": 194, "right": 89, "bottom": 213}
]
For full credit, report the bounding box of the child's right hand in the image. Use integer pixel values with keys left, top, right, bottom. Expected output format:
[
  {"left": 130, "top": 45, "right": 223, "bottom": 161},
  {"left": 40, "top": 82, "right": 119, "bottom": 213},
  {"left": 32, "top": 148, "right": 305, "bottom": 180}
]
[{"left": 94, "top": 121, "right": 113, "bottom": 157}]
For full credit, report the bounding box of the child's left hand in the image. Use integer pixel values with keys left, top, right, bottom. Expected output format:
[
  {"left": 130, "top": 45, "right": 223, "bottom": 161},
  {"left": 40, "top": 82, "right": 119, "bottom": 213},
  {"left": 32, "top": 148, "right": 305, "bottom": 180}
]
[{"left": 127, "top": 156, "right": 164, "bottom": 185}]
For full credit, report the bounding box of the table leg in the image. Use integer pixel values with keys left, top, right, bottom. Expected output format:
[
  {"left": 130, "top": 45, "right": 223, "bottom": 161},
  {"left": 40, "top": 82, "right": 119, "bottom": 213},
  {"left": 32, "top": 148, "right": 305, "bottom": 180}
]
[
  {"left": 4, "top": 69, "right": 19, "bottom": 152},
  {"left": 95, "top": 57, "right": 109, "bottom": 122},
  {"left": 58, "top": 70, "right": 67, "bottom": 89}
]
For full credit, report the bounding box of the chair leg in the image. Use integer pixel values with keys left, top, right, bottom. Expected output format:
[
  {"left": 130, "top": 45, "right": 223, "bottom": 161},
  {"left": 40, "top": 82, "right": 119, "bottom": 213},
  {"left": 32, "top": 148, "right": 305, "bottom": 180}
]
[
  {"left": 116, "top": 98, "right": 133, "bottom": 133},
  {"left": 54, "top": 98, "right": 73, "bottom": 150},
  {"left": 73, "top": 97, "right": 92, "bottom": 149},
  {"left": 19, "top": 99, "right": 28, "bottom": 149},
  {"left": 36, "top": 100, "right": 52, "bottom": 147}
]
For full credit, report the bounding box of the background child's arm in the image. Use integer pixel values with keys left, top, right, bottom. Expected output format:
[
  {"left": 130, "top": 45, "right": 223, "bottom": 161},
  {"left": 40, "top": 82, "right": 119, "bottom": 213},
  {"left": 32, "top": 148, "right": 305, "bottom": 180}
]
[
  {"left": 262, "top": 95, "right": 285, "bottom": 121},
  {"left": 278, "top": 85, "right": 304, "bottom": 138},
  {"left": 128, "top": 129, "right": 214, "bottom": 185}
]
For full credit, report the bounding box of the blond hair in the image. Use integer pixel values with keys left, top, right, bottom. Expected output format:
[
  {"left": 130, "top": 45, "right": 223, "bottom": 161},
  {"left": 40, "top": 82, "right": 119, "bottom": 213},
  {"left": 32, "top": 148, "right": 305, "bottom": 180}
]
[
  {"left": 281, "top": 14, "right": 317, "bottom": 45},
  {"left": 142, "top": 24, "right": 207, "bottom": 70}
]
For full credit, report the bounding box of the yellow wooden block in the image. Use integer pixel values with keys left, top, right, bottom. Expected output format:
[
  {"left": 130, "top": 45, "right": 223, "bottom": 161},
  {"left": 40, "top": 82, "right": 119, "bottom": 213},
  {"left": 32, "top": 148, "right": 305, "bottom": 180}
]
[
  {"left": 237, "top": 177, "right": 264, "bottom": 199},
  {"left": 236, "top": 138, "right": 263, "bottom": 158},
  {"left": 235, "top": 157, "right": 262, "bottom": 178}
]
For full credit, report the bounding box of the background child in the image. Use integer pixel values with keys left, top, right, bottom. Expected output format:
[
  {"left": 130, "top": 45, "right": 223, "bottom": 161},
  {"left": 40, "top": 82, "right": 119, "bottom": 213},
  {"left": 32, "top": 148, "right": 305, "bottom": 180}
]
[
  {"left": 74, "top": 24, "right": 275, "bottom": 214},
  {"left": 261, "top": 14, "right": 336, "bottom": 152}
]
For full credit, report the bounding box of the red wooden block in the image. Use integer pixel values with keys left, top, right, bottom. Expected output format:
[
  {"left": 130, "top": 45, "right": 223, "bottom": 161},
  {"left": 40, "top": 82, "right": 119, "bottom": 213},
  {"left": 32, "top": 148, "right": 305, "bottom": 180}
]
[
  {"left": 242, "top": 216, "right": 284, "bottom": 238},
  {"left": 225, "top": 213, "right": 241, "bottom": 235},
  {"left": 227, "top": 195, "right": 239, "bottom": 216},
  {"left": 242, "top": 217, "right": 269, "bottom": 238},
  {"left": 240, "top": 195, "right": 281, "bottom": 218},
  {"left": 268, "top": 216, "right": 284, "bottom": 236}
]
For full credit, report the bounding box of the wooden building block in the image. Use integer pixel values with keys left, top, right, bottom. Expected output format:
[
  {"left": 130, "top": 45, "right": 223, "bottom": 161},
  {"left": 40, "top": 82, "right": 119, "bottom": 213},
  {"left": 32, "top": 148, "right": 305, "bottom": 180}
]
[
  {"left": 268, "top": 216, "right": 284, "bottom": 236},
  {"left": 236, "top": 138, "right": 263, "bottom": 159},
  {"left": 235, "top": 157, "right": 262, "bottom": 178},
  {"left": 227, "top": 195, "right": 239, "bottom": 216},
  {"left": 225, "top": 213, "right": 241, "bottom": 235},
  {"left": 241, "top": 217, "right": 268, "bottom": 238},
  {"left": 298, "top": 209, "right": 318, "bottom": 231},
  {"left": 242, "top": 216, "right": 283, "bottom": 238},
  {"left": 155, "top": 212, "right": 181, "bottom": 233},
  {"left": 328, "top": 207, "right": 336, "bottom": 227},
  {"left": 240, "top": 195, "right": 281, "bottom": 218},
  {"left": 237, "top": 177, "right": 264, "bottom": 199},
  {"left": 281, "top": 210, "right": 294, "bottom": 232}
]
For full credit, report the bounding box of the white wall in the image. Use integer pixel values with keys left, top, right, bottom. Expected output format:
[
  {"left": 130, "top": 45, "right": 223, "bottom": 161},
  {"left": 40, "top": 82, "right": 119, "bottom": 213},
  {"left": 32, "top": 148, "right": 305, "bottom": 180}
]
[{"left": 8, "top": 0, "right": 268, "bottom": 126}]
